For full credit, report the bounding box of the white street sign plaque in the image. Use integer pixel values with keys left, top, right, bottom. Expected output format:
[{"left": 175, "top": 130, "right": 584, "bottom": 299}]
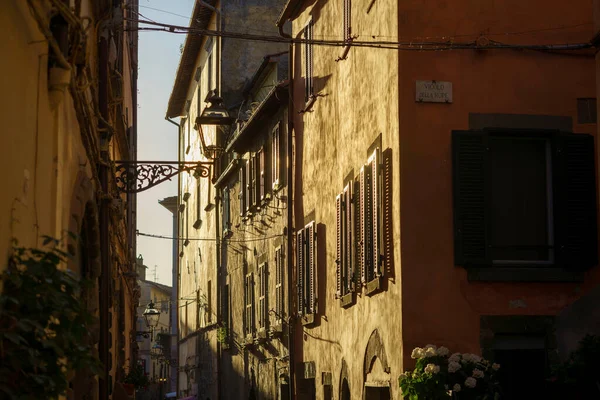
[{"left": 416, "top": 80, "right": 453, "bottom": 103}]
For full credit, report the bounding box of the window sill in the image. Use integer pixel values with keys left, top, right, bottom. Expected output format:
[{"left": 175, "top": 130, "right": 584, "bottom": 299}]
[
  {"left": 256, "top": 328, "right": 268, "bottom": 343},
  {"left": 365, "top": 277, "right": 382, "bottom": 295},
  {"left": 301, "top": 313, "right": 316, "bottom": 326},
  {"left": 269, "top": 323, "right": 283, "bottom": 339},
  {"left": 340, "top": 292, "right": 354, "bottom": 308},
  {"left": 466, "top": 267, "right": 584, "bottom": 283}
]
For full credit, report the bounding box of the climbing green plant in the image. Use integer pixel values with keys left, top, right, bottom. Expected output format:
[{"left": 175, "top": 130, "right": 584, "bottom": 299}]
[{"left": 0, "top": 238, "right": 102, "bottom": 399}]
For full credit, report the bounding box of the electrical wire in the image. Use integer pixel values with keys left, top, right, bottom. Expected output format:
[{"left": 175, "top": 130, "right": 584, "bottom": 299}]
[
  {"left": 123, "top": 17, "right": 594, "bottom": 52},
  {"left": 131, "top": 4, "right": 593, "bottom": 42},
  {"left": 137, "top": 230, "right": 284, "bottom": 243}
]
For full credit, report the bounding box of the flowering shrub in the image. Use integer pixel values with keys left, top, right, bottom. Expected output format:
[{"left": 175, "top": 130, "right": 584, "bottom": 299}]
[{"left": 399, "top": 345, "right": 501, "bottom": 400}]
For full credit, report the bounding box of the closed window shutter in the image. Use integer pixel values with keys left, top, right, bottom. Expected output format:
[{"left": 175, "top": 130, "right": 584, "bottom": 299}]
[
  {"left": 239, "top": 163, "right": 245, "bottom": 216},
  {"left": 245, "top": 159, "right": 251, "bottom": 213},
  {"left": 307, "top": 221, "right": 316, "bottom": 314},
  {"left": 275, "top": 248, "right": 283, "bottom": 322},
  {"left": 359, "top": 166, "right": 367, "bottom": 284},
  {"left": 304, "top": 20, "right": 314, "bottom": 101},
  {"left": 259, "top": 148, "right": 266, "bottom": 200},
  {"left": 244, "top": 274, "right": 249, "bottom": 335},
  {"left": 336, "top": 194, "right": 342, "bottom": 298},
  {"left": 258, "top": 263, "right": 267, "bottom": 328},
  {"left": 296, "top": 230, "right": 304, "bottom": 316},
  {"left": 272, "top": 124, "right": 280, "bottom": 188},
  {"left": 251, "top": 273, "right": 255, "bottom": 333},
  {"left": 343, "top": 0, "right": 351, "bottom": 41},
  {"left": 309, "top": 22, "right": 313, "bottom": 97},
  {"left": 370, "top": 149, "right": 381, "bottom": 277},
  {"left": 362, "top": 163, "right": 374, "bottom": 282},
  {"left": 452, "top": 130, "right": 490, "bottom": 266},
  {"left": 553, "top": 133, "right": 598, "bottom": 269},
  {"left": 354, "top": 177, "right": 361, "bottom": 287},
  {"left": 346, "top": 181, "right": 354, "bottom": 290}
]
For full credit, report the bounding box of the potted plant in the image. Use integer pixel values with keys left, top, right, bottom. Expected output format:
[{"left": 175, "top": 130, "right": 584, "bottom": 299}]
[
  {"left": 124, "top": 364, "right": 149, "bottom": 390},
  {"left": 399, "top": 345, "right": 501, "bottom": 400}
]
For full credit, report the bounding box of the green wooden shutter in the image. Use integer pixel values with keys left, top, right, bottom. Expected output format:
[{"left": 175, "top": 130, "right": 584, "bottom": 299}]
[
  {"left": 553, "top": 133, "right": 598, "bottom": 269},
  {"left": 452, "top": 130, "right": 490, "bottom": 266}
]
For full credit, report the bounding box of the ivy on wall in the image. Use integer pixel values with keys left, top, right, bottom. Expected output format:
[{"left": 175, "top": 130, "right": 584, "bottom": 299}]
[{"left": 0, "top": 238, "right": 101, "bottom": 399}]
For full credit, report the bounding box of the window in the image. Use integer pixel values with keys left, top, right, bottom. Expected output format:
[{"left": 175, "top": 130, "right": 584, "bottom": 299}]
[
  {"left": 359, "top": 148, "right": 382, "bottom": 285},
  {"left": 247, "top": 156, "right": 255, "bottom": 213},
  {"left": 207, "top": 53, "right": 213, "bottom": 92},
  {"left": 184, "top": 195, "right": 190, "bottom": 246},
  {"left": 297, "top": 221, "right": 317, "bottom": 317},
  {"left": 275, "top": 247, "right": 284, "bottom": 324},
  {"left": 453, "top": 131, "right": 597, "bottom": 271},
  {"left": 222, "top": 186, "right": 231, "bottom": 236},
  {"left": 272, "top": 122, "right": 282, "bottom": 190},
  {"left": 258, "top": 262, "right": 268, "bottom": 331},
  {"left": 239, "top": 161, "right": 247, "bottom": 216},
  {"left": 244, "top": 273, "right": 255, "bottom": 337},
  {"left": 577, "top": 98, "right": 597, "bottom": 124},
  {"left": 221, "top": 283, "right": 230, "bottom": 333},
  {"left": 336, "top": 181, "right": 355, "bottom": 299},
  {"left": 335, "top": 148, "right": 382, "bottom": 299},
  {"left": 303, "top": 19, "right": 314, "bottom": 103},
  {"left": 207, "top": 280, "right": 212, "bottom": 324},
  {"left": 258, "top": 147, "right": 266, "bottom": 201},
  {"left": 194, "top": 179, "right": 202, "bottom": 229}
]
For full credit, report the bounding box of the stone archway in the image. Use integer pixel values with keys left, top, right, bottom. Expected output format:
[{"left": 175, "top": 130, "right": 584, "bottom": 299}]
[
  {"left": 339, "top": 358, "right": 350, "bottom": 400},
  {"left": 65, "top": 172, "right": 101, "bottom": 400},
  {"left": 363, "top": 330, "right": 391, "bottom": 400}
]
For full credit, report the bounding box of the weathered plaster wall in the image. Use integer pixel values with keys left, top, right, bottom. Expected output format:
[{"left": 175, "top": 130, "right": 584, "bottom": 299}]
[
  {"left": 219, "top": 105, "right": 291, "bottom": 400},
  {"left": 291, "top": 0, "right": 400, "bottom": 398}
]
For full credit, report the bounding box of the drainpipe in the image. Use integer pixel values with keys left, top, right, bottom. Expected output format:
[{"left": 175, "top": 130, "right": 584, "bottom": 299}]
[
  {"left": 282, "top": 29, "right": 294, "bottom": 400},
  {"left": 166, "top": 116, "right": 180, "bottom": 395},
  {"left": 98, "top": 35, "right": 111, "bottom": 400}
]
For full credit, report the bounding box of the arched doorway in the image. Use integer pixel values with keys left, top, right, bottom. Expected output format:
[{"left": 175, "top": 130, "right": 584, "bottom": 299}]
[
  {"left": 66, "top": 174, "right": 101, "bottom": 400},
  {"left": 363, "top": 330, "right": 391, "bottom": 400},
  {"left": 341, "top": 378, "right": 350, "bottom": 400},
  {"left": 339, "top": 358, "right": 351, "bottom": 400}
]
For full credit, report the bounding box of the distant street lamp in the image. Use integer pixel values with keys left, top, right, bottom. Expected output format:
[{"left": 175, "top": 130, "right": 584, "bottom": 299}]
[{"left": 137, "top": 302, "right": 161, "bottom": 340}]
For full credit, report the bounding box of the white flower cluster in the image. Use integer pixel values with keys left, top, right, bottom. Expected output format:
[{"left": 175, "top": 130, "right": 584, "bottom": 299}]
[
  {"left": 424, "top": 364, "right": 440, "bottom": 374},
  {"left": 464, "top": 377, "right": 477, "bottom": 388}
]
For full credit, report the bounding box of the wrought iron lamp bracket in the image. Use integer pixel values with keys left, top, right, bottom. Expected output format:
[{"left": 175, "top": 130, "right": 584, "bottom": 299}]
[{"left": 115, "top": 161, "right": 213, "bottom": 193}]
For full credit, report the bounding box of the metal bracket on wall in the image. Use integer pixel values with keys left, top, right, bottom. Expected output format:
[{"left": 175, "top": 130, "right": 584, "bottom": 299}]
[{"left": 114, "top": 161, "right": 213, "bottom": 193}]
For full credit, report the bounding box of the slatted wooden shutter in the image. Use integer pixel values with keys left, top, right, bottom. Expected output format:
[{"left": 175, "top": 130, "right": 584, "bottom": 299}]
[
  {"left": 336, "top": 194, "right": 342, "bottom": 298},
  {"left": 304, "top": 20, "right": 314, "bottom": 102},
  {"left": 306, "top": 222, "right": 316, "bottom": 314},
  {"left": 343, "top": 0, "right": 351, "bottom": 41},
  {"left": 244, "top": 274, "right": 250, "bottom": 335},
  {"left": 354, "top": 176, "right": 361, "bottom": 287},
  {"left": 259, "top": 148, "right": 266, "bottom": 200},
  {"left": 275, "top": 248, "right": 283, "bottom": 322},
  {"left": 345, "top": 181, "right": 354, "bottom": 290},
  {"left": 369, "top": 149, "right": 382, "bottom": 277},
  {"left": 553, "top": 133, "right": 598, "bottom": 269},
  {"left": 359, "top": 166, "right": 367, "bottom": 284},
  {"left": 245, "top": 159, "right": 251, "bottom": 214},
  {"left": 272, "top": 123, "right": 281, "bottom": 189},
  {"left": 296, "top": 230, "right": 304, "bottom": 316},
  {"left": 251, "top": 273, "right": 255, "bottom": 334},
  {"left": 452, "top": 131, "right": 490, "bottom": 266},
  {"left": 258, "top": 263, "right": 267, "bottom": 329}
]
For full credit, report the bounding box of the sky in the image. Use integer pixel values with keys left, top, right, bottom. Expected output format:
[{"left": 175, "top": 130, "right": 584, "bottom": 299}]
[{"left": 137, "top": 0, "right": 195, "bottom": 286}]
